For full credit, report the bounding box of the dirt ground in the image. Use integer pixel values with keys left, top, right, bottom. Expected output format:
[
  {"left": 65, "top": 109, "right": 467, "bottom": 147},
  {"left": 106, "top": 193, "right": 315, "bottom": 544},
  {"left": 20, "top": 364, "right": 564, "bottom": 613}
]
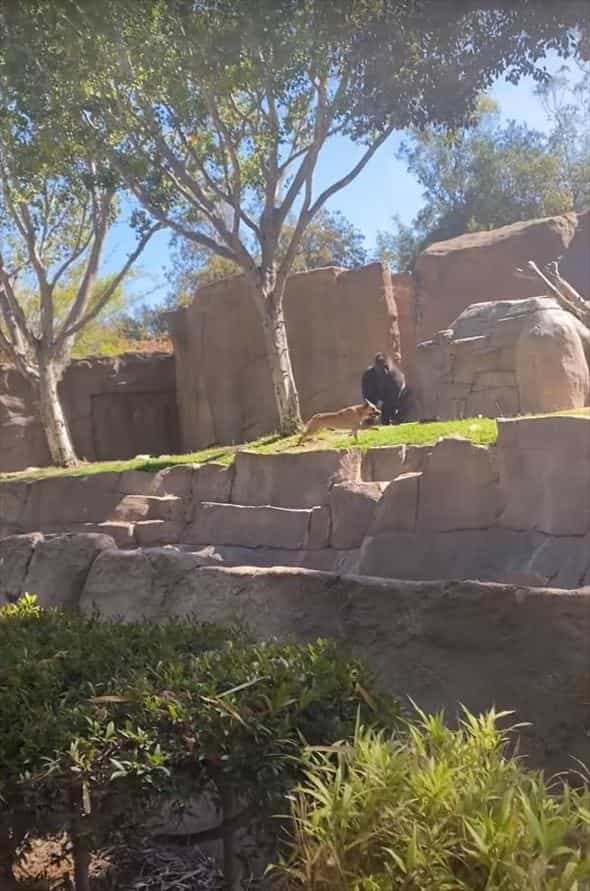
[{"left": 14, "top": 835, "right": 223, "bottom": 890}]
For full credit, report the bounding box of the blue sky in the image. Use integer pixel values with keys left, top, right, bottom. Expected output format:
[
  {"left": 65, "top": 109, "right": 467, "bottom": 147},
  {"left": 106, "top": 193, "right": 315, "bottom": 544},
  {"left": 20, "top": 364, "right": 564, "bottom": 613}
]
[{"left": 106, "top": 51, "right": 566, "bottom": 307}]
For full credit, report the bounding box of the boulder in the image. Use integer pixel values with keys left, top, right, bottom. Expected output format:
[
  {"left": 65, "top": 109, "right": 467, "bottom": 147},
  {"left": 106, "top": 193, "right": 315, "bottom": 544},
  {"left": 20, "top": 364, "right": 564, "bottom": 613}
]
[
  {"left": 113, "top": 495, "right": 187, "bottom": 524},
  {"left": 80, "top": 548, "right": 156, "bottom": 621},
  {"left": 368, "top": 472, "right": 421, "bottom": 536},
  {"left": 307, "top": 506, "right": 331, "bottom": 550},
  {"left": 0, "top": 481, "right": 33, "bottom": 530},
  {"left": 361, "top": 446, "right": 406, "bottom": 482},
  {"left": 329, "top": 481, "right": 385, "bottom": 549},
  {"left": 0, "top": 532, "right": 43, "bottom": 603},
  {"left": 184, "top": 502, "right": 323, "bottom": 550},
  {"left": 24, "top": 532, "right": 115, "bottom": 610},
  {"left": 418, "top": 438, "right": 501, "bottom": 531},
  {"left": 497, "top": 416, "right": 590, "bottom": 535},
  {"left": 231, "top": 449, "right": 350, "bottom": 508},
  {"left": 515, "top": 309, "right": 590, "bottom": 413},
  {"left": 183, "top": 544, "right": 360, "bottom": 574},
  {"left": 135, "top": 520, "right": 184, "bottom": 547},
  {"left": 33, "top": 473, "right": 121, "bottom": 528},
  {"left": 192, "top": 462, "right": 234, "bottom": 504},
  {"left": 80, "top": 547, "right": 212, "bottom": 621},
  {"left": 153, "top": 464, "right": 195, "bottom": 497},
  {"left": 119, "top": 470, "right": 160, "bottom": 495},
  {"left": 404, "top": 445, "right": 432, "bottom": 474},
  {"left": 415, "top": 296, "right": 590, "bottom": 420},
  {"left": 413, "top": 210, "right": 589, "bottom": 348},
  {"left": 78, "top": 522, "right": 136, "bottom": 548}
]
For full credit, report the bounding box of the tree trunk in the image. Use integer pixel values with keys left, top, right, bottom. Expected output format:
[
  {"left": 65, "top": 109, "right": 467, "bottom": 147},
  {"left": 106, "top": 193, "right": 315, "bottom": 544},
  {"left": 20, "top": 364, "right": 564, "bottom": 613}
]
[
  {"left": 71, "top": 827, "right": 91, "bottom": 891},
  {"left": 0, "top": 821, "right": 17, "bottom": 890},
  {"left": 38, "top": 361, "right": 78, "bottom": 467},
  {"left": 253, "top": 286, "right": 302, "bottom": 436}
]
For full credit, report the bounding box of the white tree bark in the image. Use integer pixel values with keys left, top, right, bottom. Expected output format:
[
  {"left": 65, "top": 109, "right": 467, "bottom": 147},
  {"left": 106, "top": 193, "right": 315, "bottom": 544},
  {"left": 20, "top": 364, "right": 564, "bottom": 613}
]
[
  {"left": 252, "top": 282, "right": 301, "bottom": 435},
  {"left": 37, "top": 361, "right": 78, "bottom": 467}
]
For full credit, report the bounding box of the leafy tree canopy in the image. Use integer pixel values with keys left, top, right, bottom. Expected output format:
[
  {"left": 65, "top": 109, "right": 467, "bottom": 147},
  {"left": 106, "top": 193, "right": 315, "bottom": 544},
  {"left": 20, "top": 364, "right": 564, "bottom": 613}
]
[{"left": 376, "top": 72, "right": 590, "bottom": 272}]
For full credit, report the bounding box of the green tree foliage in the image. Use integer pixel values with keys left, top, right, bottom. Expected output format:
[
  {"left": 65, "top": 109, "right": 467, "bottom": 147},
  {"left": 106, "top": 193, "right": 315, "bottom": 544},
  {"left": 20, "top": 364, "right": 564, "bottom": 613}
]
[
  {"left": 0, "top": 596, "right": 397, "bottom": 889},
  {"left": 535, "top": 62, "right": 590, "bottom": 210},
  {"left": 377, "top": 65, "right": 590, "bottom": 272},
  {"left": 1, "top": 1, "right": 587, "bottom": 432},
  {"left": 281, "top": 711, "right": 590, "bottom": 888},
  {"left": 11, "top": 0, "right": 583, "bottom": 434},
  {"left": 7, "top": 272, "right": 134, "bottom": 360},
  {"left": 0, "top": 5, "right": 162, "bottom": 464},
  {"left": 376, "top": 99, "right": 579, "bottom": 271}
]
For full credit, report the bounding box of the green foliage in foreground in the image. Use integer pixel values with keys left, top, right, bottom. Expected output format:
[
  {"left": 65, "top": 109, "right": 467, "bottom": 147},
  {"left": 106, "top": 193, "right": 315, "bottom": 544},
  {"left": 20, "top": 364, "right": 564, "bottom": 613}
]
[
  {"left": 281, "top": 711, "right": 590, "bottom": 890},
  {"left": 0, "top": 596, "right": 396, "bottom": 887}
]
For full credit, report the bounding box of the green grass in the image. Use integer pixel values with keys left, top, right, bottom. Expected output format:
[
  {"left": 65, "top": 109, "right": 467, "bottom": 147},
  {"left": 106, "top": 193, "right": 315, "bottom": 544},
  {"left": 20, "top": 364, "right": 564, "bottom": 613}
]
[
  {"left": 2, "top": 410, "right": 589, "bottom": 483},
  {"left": 0, "top": 418, "right": 499, "bottom": 483}
]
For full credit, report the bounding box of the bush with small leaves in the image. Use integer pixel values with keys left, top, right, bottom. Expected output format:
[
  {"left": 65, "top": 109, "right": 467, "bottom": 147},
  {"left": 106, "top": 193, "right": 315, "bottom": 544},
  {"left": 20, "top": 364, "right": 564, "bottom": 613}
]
[{"left": 0, "top": 596, "right": 398, "bottom": 889}]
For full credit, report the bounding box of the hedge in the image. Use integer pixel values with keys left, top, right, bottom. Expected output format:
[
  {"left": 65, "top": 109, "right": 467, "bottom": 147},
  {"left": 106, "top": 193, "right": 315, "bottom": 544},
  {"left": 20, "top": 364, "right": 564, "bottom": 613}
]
[{"left": 0, "top": 595, "right": 398, "bottom": 889}]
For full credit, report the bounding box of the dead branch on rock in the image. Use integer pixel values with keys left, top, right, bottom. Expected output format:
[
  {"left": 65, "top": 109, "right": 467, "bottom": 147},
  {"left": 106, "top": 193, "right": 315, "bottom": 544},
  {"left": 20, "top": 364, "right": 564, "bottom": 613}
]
[{"left": 515, "top": 260, "right": 590, "bottom": 328}]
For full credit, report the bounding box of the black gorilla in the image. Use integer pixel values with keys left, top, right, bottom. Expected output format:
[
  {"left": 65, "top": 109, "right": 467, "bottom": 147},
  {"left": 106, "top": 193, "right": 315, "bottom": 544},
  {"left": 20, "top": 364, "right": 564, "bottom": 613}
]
[{"left": 361, "top": 353, "right": 410, "bottom": 425}]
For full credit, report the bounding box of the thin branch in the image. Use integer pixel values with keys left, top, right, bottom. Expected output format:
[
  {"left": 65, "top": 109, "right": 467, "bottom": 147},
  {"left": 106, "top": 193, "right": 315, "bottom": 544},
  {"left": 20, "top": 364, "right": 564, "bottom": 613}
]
[
  {"left": 545, "top": 259, "right": 588, "bottom": 305},
  {"left": 61, "top": 222, "right": 164, "bottom": 339},
  {"left": 521, "top": 260, "right": 590, "bottom": 326},
  {"left": 59, "top": 189, "right": 114, "bottom": 338},
  {"left": 94, "top": 136, "right": 255, "bottom": 270},
  {"left": 308, "top": 126, "right": 394, "bottom": 217},
  {"left": 203, "top": 88, "right": 245, "bottom": 240},
  {"left": 49, "top": 227, "right": 94, "bottom": 290},
  {"left": 0, "top": 254, "right": 37, "bottom": 350},
  {"left": 275, "top": 76, "right": 332, "bottom": 230},
  {"left": 123, "top": 166, "right": 243, "bottom": 265}
]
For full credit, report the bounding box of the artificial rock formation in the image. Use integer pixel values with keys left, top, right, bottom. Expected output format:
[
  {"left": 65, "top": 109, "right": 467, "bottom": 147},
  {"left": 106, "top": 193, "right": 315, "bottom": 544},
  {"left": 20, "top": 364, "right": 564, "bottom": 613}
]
[
  {"left": 0, "top": 353, "right": 179, "bottom": 473},
  {"left": 395, "top": 209, "right": 590, "bottom": 384},
  {"left": 3, "top": 414, "right": 590, "bottom": 588},
  {"left": 168, "top": 263, "right": 401, "bottom": 450},
  {"left": 1, "top": 532, "right": 589, "bottom": 774},
  {"left": 415, "top": 296, "right": 590, "bottom": 419}
]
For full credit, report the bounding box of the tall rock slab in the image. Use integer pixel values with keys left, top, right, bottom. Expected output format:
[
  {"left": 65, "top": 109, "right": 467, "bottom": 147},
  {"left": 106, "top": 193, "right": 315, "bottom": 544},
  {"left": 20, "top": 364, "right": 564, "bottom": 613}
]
[{"left": 168, "top": 263, "right": 400, "bottom": 450}]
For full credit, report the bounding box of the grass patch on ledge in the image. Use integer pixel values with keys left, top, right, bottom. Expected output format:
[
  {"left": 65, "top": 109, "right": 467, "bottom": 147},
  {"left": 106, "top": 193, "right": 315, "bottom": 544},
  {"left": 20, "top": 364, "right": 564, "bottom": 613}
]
[
  {"left": 0, "top": 417, "right": 499, "bottom": 483},
  {"left": 3, "top": 409, "right": 589, "bottom": 483}
]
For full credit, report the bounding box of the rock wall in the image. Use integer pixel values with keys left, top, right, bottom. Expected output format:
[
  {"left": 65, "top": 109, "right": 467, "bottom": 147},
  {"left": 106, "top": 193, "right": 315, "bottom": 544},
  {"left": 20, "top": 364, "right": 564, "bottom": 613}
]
[
  {"left": 3, "top": 414, "right": 590, "bottom": 589},
  {"left": 1, "top": 534, "right": 589, "bottom": 774},
  {"left": 416, "top": 297, "right": 590, "bottom": 420},
  {"left": 0, "top": 353, "right": 179, "bottom": 473},
  {"left": 168, "top": 263, "right": 401, "bottom": 450},
  {"left": 396, "top": 209, "right": 590, "bottom": 384}
]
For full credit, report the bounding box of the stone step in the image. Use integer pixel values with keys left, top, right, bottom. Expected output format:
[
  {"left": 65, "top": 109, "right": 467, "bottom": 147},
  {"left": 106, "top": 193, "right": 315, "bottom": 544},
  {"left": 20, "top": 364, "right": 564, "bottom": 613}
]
[
  {"left": 113, "top": 494, "right": 187, "bottom": 523},
  {"left": 183, "top": 502, "right": 330, "bottom": 550},
  {"left": 135, "top": 520, "right": 184, "bottom": 546},
  {"left": 231, "top": 449, "right": 349, "bottom": 508}
]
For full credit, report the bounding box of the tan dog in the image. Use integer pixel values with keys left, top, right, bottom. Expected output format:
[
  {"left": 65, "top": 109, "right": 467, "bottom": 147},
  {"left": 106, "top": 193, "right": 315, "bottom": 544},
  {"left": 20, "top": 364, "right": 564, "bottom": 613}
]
[{"left": 298, "top": 399, "right": 381, "bottom": 444}]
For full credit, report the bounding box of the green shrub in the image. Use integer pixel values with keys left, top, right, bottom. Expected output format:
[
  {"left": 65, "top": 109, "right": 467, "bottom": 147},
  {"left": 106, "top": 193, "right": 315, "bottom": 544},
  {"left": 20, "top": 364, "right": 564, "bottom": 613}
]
[
  {"left": 280, "top": 709, "right": 590, "bottom": 890},
  {"left": 0, "top": 596, "right": 397, "bottom": 889}
]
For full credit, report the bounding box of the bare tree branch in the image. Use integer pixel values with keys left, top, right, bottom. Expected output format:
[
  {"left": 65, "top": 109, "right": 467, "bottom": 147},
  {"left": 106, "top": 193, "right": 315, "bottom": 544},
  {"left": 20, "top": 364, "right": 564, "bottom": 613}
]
[
  {"left": 308, "top": 126, "right": 395, "bottom": 217},
  {"left": 61, "top": 222, "right": 164, "bottom": 340},
  {"left": 520, "top": 260, "right": 590, "bottom": 326},
  {"left": 0, "top": 253, "right": 37, "bottom": 350},
  {"left": 56, "top": 188, "right": 114, "bottom": 343}
]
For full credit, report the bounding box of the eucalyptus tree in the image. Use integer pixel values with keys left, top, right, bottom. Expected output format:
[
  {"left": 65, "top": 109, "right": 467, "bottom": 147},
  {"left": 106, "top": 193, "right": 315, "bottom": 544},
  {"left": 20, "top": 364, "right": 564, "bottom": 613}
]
[{"left": 4, "top": 0, "right": 588, "bottom": 435}]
